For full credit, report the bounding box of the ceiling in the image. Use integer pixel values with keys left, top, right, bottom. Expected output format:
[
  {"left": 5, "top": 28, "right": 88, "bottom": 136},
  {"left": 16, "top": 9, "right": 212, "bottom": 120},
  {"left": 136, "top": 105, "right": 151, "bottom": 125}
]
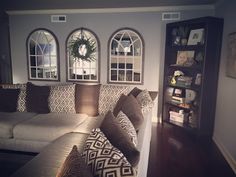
[{"left": 1, "top": 0, "right": 221, "bottom": 11}]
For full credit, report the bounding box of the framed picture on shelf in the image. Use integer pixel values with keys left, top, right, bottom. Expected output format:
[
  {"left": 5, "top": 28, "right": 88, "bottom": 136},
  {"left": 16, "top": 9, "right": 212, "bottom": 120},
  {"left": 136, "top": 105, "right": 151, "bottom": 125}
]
[
  {"left": 226, "top": 32, "right": 236, "bottom": 78},
  {"left": 187, "top": 28, "right": 204, "bottom": 45},
  {"left": 176, "top": 50, "right": 195, "bottom": 66}
]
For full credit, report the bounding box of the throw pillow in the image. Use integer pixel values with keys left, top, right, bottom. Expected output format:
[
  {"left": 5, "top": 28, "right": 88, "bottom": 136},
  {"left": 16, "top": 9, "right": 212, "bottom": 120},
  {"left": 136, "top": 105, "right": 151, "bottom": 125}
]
[
  {"left": 75, "top": 84, "right": 101, "bottom": 116},
  {"left": 0, "top": 88, "right": 20, "bottom": 112},
  {"left": 116, "top": 111, "right": 138, "bottom": 146},
  {"left": 128, "top": 87, "right": 158, "bottom": 101},
  {"left": 82, "top": 128, "right": 137, "bottom": 177},
  {"left": 48, "top": 84, "right": 76, "bottom": 113},
  {"left": 98, "top": 84, "right": 131, "bottom": 115},
  {"left": 100, "top": 111, "right": 140, "bottom": 166},
  {"left": 1, "top": 84, "right": 27, "bottom": 112},
  {"left": 136, "top": 89, "right": 154, "bottom": 113},
  {"left": 26, "top": 82, "right": 50, "bottom": 113},
  {"left": 113, "top": 94, "right": 127, "bottom": 116},
  {"left": 56, "top": 145, "right": 81, "bottom": 177},
  {"left": 113, "top": 94, "right": 144, "bottom": 131}
]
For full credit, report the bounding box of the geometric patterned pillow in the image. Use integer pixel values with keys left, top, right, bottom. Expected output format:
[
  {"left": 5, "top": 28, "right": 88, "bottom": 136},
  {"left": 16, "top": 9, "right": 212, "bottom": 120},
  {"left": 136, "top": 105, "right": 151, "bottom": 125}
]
[
  {"left": 2, "top": 84, "right": 26, "bottom": 112},
  {"left": 48, "top": 84, "right": 76, "bottom": 113},
  {"left": 82, "top": 128, "right": 137, "bottom": 177},
  {"left": 98, "top": 85, "right": 131, "bottom": 115},
  {"left": 136, "top": 89, "right": 154, "bottom": 113},
  {"left": 116, "top": 111, "right": 138, "bottom": 146},
  {"left": 17, "top": 90, "right": 26, "bottom": 112}
]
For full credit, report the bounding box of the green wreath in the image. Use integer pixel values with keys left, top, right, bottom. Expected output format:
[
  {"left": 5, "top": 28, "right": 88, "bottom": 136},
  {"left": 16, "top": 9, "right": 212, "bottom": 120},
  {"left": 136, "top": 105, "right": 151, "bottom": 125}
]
[{"left": 69, "top": 37, "right": 96, "bottom": 62}]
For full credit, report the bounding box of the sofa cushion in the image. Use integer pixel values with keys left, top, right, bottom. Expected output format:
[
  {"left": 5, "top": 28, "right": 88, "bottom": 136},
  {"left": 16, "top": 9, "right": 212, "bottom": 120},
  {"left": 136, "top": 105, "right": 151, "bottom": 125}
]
[
  {"left": 26, "top": 82, "right": 50, "bottom": 113},
  {"left": 49, "top": 84, "right": 76, "bottom": 113},
  {"left": 75, "top": 84, "right": 100, "bottom": 116},
  {"left": 0, "top": 112, "right": 36, "bottom": 138},
  {"left": 56, "top": 145, "right": 81, "bottom": 177},
  {"left": 1, "top": 84, "right": 27, "bottom": 112},
  {"left": 10, "top": 133, "right": 93, "bottom": 177},
  {"left": 82, "top": 128, "right": 137, "bottom": 177},
  {"left": 114, "top": 94, "right": 144, "bottom": 131},
  {"left": 13, "top": 113, "right": 88, "bottom": 142},
  {"left": 73, "top": 115, "right": 104, "bottom": 134},
  {"left": 98, "top": 84, "right": 131, "bottom": 115},
  {"left": 0, "top": 88, "right": 20, "bottom": 112},
  {"left": 100, "top": 111, "right": 140, "bottom": 166}
]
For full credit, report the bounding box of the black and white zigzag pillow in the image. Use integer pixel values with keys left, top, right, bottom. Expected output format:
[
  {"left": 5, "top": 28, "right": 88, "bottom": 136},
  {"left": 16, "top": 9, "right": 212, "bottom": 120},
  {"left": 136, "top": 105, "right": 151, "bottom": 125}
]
[{"left": 82, "top": 128, "right": 137, "bottom": 177}]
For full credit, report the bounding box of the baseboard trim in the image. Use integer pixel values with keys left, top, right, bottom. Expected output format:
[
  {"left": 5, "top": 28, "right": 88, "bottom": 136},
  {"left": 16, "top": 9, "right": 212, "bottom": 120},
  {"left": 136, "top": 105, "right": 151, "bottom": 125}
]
[{"left": 213, "top": 136, "right": 236, "bottom": 174}]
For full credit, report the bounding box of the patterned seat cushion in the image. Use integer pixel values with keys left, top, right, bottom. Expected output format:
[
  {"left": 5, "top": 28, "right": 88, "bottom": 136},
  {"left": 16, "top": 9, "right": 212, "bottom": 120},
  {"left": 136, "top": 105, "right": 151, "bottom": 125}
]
[
  {"left": 49, "top": 84, "right": 76, "bottom": 113},
  {"left": 98, "top": 85, "right": 131, "bottom": 115},
  {"left": 82, "top": 128, "right": 137, "bottom": 177}
]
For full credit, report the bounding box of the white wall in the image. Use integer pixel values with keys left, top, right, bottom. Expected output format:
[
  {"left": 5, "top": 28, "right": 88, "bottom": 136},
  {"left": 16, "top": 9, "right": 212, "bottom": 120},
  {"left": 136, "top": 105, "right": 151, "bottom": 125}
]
[
  {"left": 214, "top": 0, "right": 236, "bottom": 172},
  {"left": 8, "top": 8, "right": 214, "bottom": 121}
]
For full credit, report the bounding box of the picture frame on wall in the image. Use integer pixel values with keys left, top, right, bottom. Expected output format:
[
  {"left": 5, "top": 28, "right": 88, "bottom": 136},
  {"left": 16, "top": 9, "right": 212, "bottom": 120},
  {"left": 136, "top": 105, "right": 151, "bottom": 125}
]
[
  {"left": 226, "top": 32, "right": 236, "bottom": 78},
  {"left": 187, "top": 28, "right": 204, "bottom": 45}
]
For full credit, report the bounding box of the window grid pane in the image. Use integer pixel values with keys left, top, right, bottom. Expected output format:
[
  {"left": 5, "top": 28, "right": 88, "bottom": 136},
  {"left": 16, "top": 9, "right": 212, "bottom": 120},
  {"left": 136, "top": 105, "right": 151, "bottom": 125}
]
[
  {"left": 67, "top": 28, "right": 99, "bottom": 82},
  {"left": 27, "top": 29, "right": 59, "bottom": 80},
  {"left": 109, "top": 29, "right": 143, "bottom": 84}
]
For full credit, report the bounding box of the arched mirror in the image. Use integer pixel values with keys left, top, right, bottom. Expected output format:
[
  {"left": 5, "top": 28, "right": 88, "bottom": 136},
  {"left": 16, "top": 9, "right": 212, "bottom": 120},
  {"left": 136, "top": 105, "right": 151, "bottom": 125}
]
[
  {"left": 27, "top": 29, "right": 59, "bottom": 80},
  {"left": 66, "top": 28, "right": 100, "bottom": 82},
  {"left": 108, "top": 28, "right": 144, "bottom": 84}
]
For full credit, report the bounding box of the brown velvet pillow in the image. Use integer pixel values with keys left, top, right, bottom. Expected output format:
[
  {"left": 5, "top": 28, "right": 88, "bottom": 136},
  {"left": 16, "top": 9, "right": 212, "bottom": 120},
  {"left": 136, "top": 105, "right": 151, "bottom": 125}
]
[
  {"left": 26, "top": 82, "right": 50, "bottom": 113},
  {"left": 0, "top": 88, "right": 20, "bottom": 112},
  {"left": 75, "top": 84, "right": 101, "bottom": 116},
  {"left": 113, "top": 94, "right": 127, "bottom": 116},
  {"left": 100, "top": 111, "right": 140, "bottom": 167},
  {"left": 56, "top": 145, "right": 81, "bottom": 177},
  {"left": 128, "top": 87, "right": 142, "bottom": 97},
  {"left": 114, "top": 94, "right": 144, "bottom": 130},
  {"left": 129, "top": 87, "right": 158, "bottom": 101}
]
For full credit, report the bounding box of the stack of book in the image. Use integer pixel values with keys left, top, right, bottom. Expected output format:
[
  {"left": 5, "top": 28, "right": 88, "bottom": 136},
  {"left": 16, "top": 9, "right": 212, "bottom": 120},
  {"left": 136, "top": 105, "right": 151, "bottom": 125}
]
[{"left": 169, "top": 111, "right": 185, "bottom": 123}]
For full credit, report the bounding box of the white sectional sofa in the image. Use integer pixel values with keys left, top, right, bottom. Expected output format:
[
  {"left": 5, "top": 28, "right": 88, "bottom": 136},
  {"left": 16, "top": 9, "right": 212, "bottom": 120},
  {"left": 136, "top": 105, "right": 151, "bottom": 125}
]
[{"left": 0, "top": 83, "right": 156, "bottom": 177}]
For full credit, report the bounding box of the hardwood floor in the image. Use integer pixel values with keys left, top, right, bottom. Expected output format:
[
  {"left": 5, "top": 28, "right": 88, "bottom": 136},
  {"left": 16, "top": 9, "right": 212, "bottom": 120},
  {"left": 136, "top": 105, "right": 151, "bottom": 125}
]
[{"left": 147, "top": 123, "right": 235, "bottom": 177}]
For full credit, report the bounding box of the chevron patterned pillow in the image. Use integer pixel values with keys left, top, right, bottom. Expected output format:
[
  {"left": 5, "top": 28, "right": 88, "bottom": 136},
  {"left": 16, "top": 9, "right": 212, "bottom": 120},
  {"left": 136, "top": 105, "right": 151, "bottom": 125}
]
[{"left": 82, "top": 128, "right": 137, "bottom": 177}]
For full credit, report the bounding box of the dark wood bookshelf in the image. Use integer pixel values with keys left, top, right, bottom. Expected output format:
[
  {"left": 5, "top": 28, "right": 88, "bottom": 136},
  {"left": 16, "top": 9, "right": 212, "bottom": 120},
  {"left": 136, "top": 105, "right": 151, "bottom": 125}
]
[{"left": 162, "top": 16, "right": 224, "bottom": 139}]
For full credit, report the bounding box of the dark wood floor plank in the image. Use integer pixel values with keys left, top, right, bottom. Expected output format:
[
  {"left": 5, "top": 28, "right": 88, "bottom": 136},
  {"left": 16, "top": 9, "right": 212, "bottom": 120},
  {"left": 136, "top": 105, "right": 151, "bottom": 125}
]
[{"left": 147, "top": 123, "right": 235, "bottom": 177}]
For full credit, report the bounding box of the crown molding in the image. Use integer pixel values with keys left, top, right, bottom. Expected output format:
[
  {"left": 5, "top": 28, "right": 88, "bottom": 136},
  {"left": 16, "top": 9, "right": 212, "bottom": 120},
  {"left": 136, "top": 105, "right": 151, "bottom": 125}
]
[{"left": 6, "top": 5, "right": 215, "bottom": 15}]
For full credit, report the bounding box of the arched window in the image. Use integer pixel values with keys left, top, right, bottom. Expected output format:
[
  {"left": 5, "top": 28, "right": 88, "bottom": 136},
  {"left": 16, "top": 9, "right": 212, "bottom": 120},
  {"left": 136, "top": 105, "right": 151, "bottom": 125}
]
[
  {"left": 108, "top": 28, "right": 144, "bottom": 84},
  {"left": 27, "top": 29, "right": 59, "bottom": 80},
  {"left": 66, "top": 28, "right": 100, "bottom": 82}
]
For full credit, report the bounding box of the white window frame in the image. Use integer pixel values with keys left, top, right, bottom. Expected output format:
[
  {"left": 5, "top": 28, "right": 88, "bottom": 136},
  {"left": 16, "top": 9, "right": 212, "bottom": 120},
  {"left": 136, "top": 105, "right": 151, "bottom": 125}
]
[
  {"left": 108, "top": 28, "right": 144, "bottom": 84},
  {"left": 66, "top": 28, "right": 100, "bottom": 83},
  {"left": 27, "top": 29, "right": 59, "bottom": 81}
]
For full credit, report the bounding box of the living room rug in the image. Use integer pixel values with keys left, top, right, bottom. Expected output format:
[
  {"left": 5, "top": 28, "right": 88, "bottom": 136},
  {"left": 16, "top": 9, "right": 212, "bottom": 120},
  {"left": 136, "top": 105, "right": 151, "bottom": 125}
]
[{"left": 0, "top": 151, "right": 36, "bottom": 177}]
